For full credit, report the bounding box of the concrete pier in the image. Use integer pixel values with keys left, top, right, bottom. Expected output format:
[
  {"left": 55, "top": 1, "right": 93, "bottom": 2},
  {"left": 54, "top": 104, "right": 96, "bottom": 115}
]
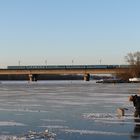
[
  {"left": 32, "top": 74, "right": 38, "bottom": 81},
  {"left": 29, "top": 74, "right": 38, "bottom": 82},
  {"left": 29, "top": 74, "right": 33, "bottom": 82},
  {"left": 84, "top": 73, "right": 90, "bottom": 81}
]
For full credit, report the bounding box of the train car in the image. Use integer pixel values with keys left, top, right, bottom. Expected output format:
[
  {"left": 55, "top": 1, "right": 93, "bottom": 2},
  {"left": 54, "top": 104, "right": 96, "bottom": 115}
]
[
  {"left": 107, "top": 65, "right": 119, "bottom": 69},
  {"left": 26, "top": 65, "right": 47, "bottom": 70},
  {"left": 85, "top": 65, "right": 108, "bottom": 69},
  {"left": 47, "top": 65, "right": 66, "bottom": 70},
  {"left": 65, "top": 65, "right": 86, "bottom": 69},
  {"left": 86, "top": 65, "right": 105, "bottom": 69},
  {"left": 7, "top": 66, "right": 27, "bottom": 70}
]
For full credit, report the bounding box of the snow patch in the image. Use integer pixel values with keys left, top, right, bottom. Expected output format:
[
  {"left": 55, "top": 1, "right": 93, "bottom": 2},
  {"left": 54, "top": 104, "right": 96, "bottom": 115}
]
[
  {"left": 62, "top": 129, "right": 129, "bottom": 136},
  {"left": 0, "top": 121, "right": 26, "bottom": 126}
]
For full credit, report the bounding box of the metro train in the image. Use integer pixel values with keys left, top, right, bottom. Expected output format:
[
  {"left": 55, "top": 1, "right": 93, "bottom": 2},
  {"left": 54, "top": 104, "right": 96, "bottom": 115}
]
[{"left": 7, "top": 65, "right": 129, "bottom": 70}]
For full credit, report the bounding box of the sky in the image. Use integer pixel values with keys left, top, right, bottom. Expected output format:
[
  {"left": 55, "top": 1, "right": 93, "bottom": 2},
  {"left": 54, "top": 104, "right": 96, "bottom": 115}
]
[{"left": 0, "top": 0, "right": 140, "bottom": 68}]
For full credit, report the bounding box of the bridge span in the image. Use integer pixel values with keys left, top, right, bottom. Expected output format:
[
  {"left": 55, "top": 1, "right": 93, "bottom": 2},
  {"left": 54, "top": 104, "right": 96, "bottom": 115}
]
[{"left": 0, "top": 65, "right": 129, "bottom": 81}]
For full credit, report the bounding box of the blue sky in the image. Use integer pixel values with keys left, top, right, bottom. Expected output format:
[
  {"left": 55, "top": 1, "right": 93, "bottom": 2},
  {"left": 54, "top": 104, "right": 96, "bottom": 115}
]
[{"left": 0, "top": 0, "right": 140, "bottom": 67}]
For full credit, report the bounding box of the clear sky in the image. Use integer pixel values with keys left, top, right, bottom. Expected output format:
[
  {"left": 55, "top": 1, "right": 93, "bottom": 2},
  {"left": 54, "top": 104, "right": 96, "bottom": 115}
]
[{"left": 0, "top": 0, "right": 140, "bottom": 67}]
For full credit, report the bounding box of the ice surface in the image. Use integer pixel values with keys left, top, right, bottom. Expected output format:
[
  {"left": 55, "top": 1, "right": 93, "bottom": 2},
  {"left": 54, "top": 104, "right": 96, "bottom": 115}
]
[
  {"left": 41, "top": 119, "right": 66, "bottom": 123},
  {"left": 0, "top": 81, "right": 139, "bottom": 140}
]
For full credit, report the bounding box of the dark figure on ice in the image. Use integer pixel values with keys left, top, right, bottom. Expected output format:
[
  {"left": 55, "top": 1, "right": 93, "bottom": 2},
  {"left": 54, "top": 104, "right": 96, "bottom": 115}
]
[
  {"left": 129, "top": 95, "right": 140, "bottom": 118},
  {"left": 131, "top": 119, "right": 140, "bottom": 139}
]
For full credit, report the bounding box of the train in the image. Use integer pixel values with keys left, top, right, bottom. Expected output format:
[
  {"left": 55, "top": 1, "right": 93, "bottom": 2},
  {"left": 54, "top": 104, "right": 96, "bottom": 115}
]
[{"left": 7, "top": 65, "right": 129, "bottom": 70}]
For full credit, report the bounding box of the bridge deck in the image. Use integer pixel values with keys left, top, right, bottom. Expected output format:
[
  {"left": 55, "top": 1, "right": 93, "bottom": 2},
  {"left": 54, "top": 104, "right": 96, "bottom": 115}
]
[{"left": 0, "top": 68, "right": 128, "bottom": 75}]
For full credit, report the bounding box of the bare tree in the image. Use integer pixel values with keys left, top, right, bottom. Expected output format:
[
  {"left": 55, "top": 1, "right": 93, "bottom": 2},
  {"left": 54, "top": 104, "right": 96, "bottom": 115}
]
[
  {"left": 125, "top": 51, "right": 140, "bottom": 77},
  {"left": 115, "top": 52, "right": 140, "bottom": 81},
  {"left": 125, "top": 52, "right": 140, "bottom": 65}
]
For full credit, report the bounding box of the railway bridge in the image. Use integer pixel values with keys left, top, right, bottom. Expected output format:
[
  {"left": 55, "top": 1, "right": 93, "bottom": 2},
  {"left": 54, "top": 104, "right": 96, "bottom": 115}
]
[{"left": 0, "top": 65, "right": 129, "bottom": 81}]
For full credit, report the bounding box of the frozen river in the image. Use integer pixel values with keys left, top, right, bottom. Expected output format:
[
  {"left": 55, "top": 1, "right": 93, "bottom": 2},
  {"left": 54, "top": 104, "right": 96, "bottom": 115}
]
[{"left": 0, "top": 80, "right": 140, "bottom": 140}]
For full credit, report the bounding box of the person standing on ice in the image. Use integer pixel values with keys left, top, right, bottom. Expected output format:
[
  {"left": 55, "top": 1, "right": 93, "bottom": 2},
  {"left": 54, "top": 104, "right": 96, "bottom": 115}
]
[{"left": 129, "top": 95, "right": 140, "bottom": 117}]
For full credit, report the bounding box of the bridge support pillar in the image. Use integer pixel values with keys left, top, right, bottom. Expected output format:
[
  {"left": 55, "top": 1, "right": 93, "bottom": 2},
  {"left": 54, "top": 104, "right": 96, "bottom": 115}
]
[
  {"left": 84, "top": 73, "right": 90, "bottom": 81},
  {"left": 29, "top": 74, "right": 33, "bottom": 82},
  {"left": 28, "top": 74, "right": 38, "bottom": 82},
  {"left": 32, "top": 74, "right": 38, "bottom": 81}
]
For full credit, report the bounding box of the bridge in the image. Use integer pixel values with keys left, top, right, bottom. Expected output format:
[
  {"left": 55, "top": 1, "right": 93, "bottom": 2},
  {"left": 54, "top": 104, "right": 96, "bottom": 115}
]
[{"left": 0, "top": 65, "right": 129, "bottom": 81}]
